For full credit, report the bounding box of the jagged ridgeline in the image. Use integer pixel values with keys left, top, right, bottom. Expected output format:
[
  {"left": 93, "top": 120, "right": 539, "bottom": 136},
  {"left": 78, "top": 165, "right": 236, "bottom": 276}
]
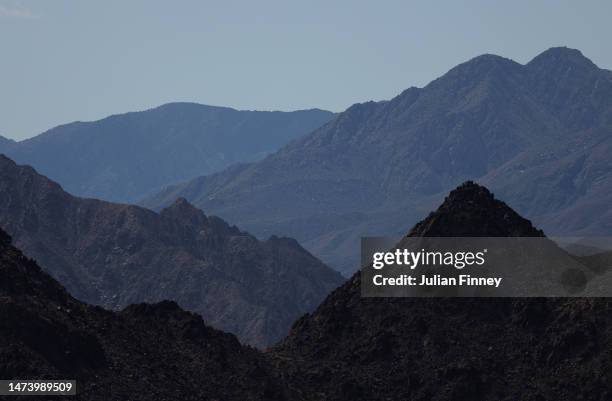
[
  {"left": 3, "top": 182, "right": 612, "bottom": 400},
  {"left": 0, "top": 155, "right": 344, "bottom": 348}
]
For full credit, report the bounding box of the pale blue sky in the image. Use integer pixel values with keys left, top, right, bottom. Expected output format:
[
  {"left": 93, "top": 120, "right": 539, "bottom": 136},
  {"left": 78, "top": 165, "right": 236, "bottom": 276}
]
[{"left": 1, "top": 0, "right": 611, "bottom": 140}]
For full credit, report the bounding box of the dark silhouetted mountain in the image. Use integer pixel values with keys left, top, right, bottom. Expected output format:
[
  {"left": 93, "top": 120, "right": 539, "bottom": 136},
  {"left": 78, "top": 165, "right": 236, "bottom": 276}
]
[
  {"left": 0, "top": 155, "right": 343, "bottom": 347},
  {"left": 3, "top": 103, "right": 334, "bottom": 202},
  {"left": 0, "top": 228, "right": 286, "bottom": 400},
  {"left": 143, "top": 48, "right": 612, "bottom": 275},
  {"left": 407, "top": 181, "right": 545, "bottom": 237},
  {"left": 268, "top": 182, "right": 612, "bottom": 401}
]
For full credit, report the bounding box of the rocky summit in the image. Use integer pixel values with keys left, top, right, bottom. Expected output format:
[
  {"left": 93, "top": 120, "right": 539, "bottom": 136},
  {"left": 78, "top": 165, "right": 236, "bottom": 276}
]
[{"left": 269, "top": 182, "right": 612, "bottom": 401}]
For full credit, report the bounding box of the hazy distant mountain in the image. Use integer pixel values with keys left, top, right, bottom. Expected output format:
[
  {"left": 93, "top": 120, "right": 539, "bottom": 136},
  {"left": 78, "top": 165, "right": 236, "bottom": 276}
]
[
  {"left": 0, "top": 228, "right": 285, "bottom": 400},
  {"left": 269, "top": 183, "right": 612, "bottom": 400},
  {"left": 481, "top": 124, "right": 612, "bottom": 236},
  {"left": 144, "top": 48, "right": 612, "bottom": 275},
  {"left": 0, "top": 135, "right": 15, "bottom": 152},
  {"left": 0, "top": 155, "right": 343, "bottom": 347},
  {"left": 3, "top": 103, "right": 334, "bottom": 202}
]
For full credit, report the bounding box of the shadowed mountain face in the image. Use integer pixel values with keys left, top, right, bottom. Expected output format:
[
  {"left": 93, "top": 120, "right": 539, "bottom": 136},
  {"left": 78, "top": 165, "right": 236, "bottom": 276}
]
[
  {"left": 0, "top": 228, "right": 286, "bottom": 401},
  {"left": 2, "top": 103, "right": 334, "bottom": 202},
  {"left": 407, "top": 182, "right": 545, "bottom": 237},
  {"left": 269, "top": 183, "right": 612, "bottom": 401},
  {"left": 143, "top": 47, "right": 612, "bottom": 276},
  {"left": 0, "top": 155, "right": 343, "bottom": 347}
]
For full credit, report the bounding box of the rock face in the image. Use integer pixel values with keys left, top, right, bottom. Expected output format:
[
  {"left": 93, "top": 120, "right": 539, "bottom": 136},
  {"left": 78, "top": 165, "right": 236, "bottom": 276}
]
[
  {"left": 0, "top": 155, "right": 343, "bottom": 347},
  {"left": 3, "top": 103, "right": 334, "bottom": 202},
  {"left": 269, "top": 182, "right": 612, "bottom": 401},
  {"left": 142, "top": 47, "right": 612, "bottom": 275},
  {"left": 0, "top": 228, "right": 286, "bottom": 401}
]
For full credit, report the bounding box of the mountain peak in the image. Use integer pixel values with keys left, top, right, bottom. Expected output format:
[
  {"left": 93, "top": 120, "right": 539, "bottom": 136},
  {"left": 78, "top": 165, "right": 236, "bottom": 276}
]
[
  {"left": 171, "top": 196, "right": 199, "bottom": 210},
  {"left": 469, "top": 53, "right": 514, "bottom": 64},
  {"left": 273, "top": 185, "right": 610, "bottom": 401},
  {"left": 444, "top": 53, "right": 522, "bottom": 79},
  {"left": 0, "top": 136, "right": 16, "bottom": 151},
  {"left": 527, "top": 46, "right": 597, "bottom": 71},
  {"left": 442, "top": 180, "right": 495, "bottom": 203},
  {"left": 160, "top": 197, "right": 207, "bottom": 220},
  {"left": 408, "top": 181, "right": 544, "bottom": 237}
]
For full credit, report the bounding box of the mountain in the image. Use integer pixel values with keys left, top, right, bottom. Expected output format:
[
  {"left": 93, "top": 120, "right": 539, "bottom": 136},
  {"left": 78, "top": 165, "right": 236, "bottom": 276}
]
[
  {"left": 143, "top": 47, "right": 612, "bottom": 275},
  {"left": 0, "top": 135, "right": 15, "bottom": 152},
  {"left": 0, "top": 227, "right": 286, "bottom": 401},
  {"left": 3, "top": 103, "right": 334, "bottom": 202},
  {"left": 0, "top": 155, "right": 343, "bottom": 347},
  {"left": 4, "top": 181, "right": 611, "bottom": 400},
  {"left": 268, "top": 182, "right": 612, "bottom": 400},
  {"left": 480, "top": 124, "right": 612, "bottom": 235}
]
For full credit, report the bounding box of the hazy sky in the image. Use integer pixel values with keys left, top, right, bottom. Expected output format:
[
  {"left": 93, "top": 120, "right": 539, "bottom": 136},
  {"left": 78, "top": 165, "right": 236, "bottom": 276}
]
[{"left": 1, "top": 0, "right": 611, "bottom": 140}]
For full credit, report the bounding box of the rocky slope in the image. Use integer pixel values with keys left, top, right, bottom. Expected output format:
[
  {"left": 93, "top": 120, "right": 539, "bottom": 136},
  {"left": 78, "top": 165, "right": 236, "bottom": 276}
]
[
  {"left": 269, "top": 182, "right": 612, "bottom": 401},
  {"left": 481, "top": 124, "right": 612, "bottom": 236},
  {"left": 3, "top": 103, "right": 333, "bottom": 202},
  {"left": 0, "top": 155, "right": 343, "bottom": 347},
  {"left": 0, "top": 227, "right": 286, "bottom": 401},
  {"left": 143, "top": 48, "right": 612, "bottom": 275},
  {"left": 3, "top": 181, "right": 611, "bottom": 400}
]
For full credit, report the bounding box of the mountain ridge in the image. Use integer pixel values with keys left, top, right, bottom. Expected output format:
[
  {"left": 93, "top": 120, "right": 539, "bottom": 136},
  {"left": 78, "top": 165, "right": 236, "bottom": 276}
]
[
  {"left": 3, "top": 103, "right": 334, "bottom": 202},
  {"left": 0, "top": 227, "right": 286, "bottom": 400},
  {"left": 4, "top": 180, "right": 612, "bottom": 400},
  {"left": 0, "top": 154, "right": 344, "bottom": 347},
  {"left": 143, "top": 47, "right": 612, "bottom": 275},
  {"left": 0, "top": 135, "right": 15, "bottom": 153}
]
